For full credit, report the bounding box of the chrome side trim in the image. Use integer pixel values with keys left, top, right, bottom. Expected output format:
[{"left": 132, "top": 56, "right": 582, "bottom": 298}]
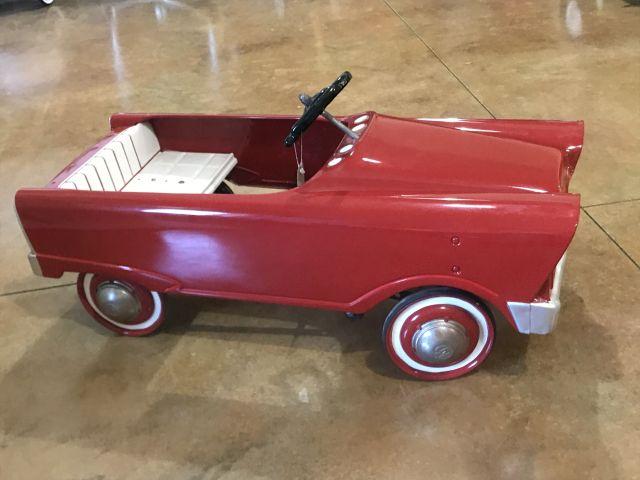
[
  {"left": 28, "top": 252, "right": 43, "bottom": 277},
  {"left": 508, "top": 254, "right": 567, "bottom": 335}
]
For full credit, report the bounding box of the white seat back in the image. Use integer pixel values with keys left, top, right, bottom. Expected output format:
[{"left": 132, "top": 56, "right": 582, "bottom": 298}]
[{"left": 60, "top": 122, "right": 160, "bottom": 191}]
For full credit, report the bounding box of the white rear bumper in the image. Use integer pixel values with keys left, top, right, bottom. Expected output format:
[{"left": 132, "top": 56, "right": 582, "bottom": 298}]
[{"left": 507, "top": 254, "right": 567, "bottom": 335}]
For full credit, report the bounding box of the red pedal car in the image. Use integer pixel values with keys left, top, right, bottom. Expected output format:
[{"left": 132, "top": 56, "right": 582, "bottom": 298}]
[{"left": 15, "top": 72, "right": 582, "bottom": 380}]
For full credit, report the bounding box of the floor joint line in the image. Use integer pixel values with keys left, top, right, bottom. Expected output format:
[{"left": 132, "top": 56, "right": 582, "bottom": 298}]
[
  {"left": 582, "top": 197, "right": 640, "bottom": 209},
  {"left": 0, "top": 282, "right": 75, "bottom": 298},
  {"left": 582, "top": 208, "right": 640, "bottom": 271},
  {"left": 382, "top": 0, "right": 496, "bottom": 119}
]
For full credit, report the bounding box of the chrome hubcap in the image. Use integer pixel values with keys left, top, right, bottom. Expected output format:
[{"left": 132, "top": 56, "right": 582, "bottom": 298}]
[
  {"left": 411, "top": 320, "right": 469, "bottom": 364},
  {"left": 95, "top": 281, "right": 141, "bottom": 323}
]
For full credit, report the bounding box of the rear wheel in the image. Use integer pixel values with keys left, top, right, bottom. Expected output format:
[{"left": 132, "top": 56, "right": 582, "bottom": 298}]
[
  {"left": 383, "top": 289, "right": 495, "bottom": 380},
  {"left": 77, "top": 273, "right": 165, "bottom": 336}
]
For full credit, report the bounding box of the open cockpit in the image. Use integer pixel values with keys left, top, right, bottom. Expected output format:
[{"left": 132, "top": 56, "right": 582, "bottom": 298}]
[{"left": 55, "top": 72, "right": 366, "bottom": 195}]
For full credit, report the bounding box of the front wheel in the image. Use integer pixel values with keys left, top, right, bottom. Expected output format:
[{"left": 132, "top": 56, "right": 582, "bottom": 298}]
[
  {"left": 383, "top": 289, "right": 495, "bottom": 381},
  {"left": 77, "top": 273, "right": 165, "bottom": 336}
]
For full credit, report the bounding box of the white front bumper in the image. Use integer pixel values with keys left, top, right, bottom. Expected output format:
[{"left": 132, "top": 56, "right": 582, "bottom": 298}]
[{"left": 507, "top": 254, "right": 567, "bottom": 335}]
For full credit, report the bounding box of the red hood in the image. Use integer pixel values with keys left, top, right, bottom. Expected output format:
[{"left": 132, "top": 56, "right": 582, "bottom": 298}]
[{"left": 309, "top": 114, "right": 572, "bottom": 194}]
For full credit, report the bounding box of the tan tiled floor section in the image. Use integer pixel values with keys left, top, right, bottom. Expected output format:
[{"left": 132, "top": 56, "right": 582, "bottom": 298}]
[
  {"left": 586, "top": 199, "right": 640, "bottom": 268},
  {"left": 0, "top": 0, "right": 639, "bottom": 479}
]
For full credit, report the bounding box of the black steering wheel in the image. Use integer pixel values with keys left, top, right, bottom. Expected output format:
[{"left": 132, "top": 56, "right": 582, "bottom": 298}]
[{"left": 284, "top": 71, "right": 352, "bottom": 147}]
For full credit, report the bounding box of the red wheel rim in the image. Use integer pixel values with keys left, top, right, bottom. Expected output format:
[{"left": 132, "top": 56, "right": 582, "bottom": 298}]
[
  {"left": 398, "top": 304, "right": 480, "bottom": 368},
  {"left": 88, "top": 274, "right": 155, "bottom": 325},
  {"left": 77, "top": 273, "right": 164, "bottom": 336},
  {"left": 385, "top": 295, "right": 494, "bottom": 381}
]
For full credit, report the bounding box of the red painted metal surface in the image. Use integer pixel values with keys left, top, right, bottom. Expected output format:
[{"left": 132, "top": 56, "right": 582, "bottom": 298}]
[{"left": 15, "top": 112, "right": 582, "bottom": 330}]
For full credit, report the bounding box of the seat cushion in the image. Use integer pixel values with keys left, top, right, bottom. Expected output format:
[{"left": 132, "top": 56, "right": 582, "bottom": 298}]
[{"left": 122, "top": 151, "right": 237, "bottom": 194}]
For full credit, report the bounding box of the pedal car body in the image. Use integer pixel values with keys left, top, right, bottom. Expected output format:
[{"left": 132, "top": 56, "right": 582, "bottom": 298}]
[{"left": 15, "top": 73, "right": 582, "bottom": 380}]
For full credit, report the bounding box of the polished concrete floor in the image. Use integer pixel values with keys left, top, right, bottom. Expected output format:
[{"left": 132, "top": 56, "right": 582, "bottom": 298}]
[{"left": 1, "top": 0, "right": 639, "bottom": 478}]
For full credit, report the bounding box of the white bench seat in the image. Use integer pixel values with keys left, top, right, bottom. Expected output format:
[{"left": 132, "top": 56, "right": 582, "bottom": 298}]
[
  {"left": 59, "top": 122, "right": 237, "bottom": 195},
  {"left": 123, "top": 151, "right": 237, "bottom": 194}
]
